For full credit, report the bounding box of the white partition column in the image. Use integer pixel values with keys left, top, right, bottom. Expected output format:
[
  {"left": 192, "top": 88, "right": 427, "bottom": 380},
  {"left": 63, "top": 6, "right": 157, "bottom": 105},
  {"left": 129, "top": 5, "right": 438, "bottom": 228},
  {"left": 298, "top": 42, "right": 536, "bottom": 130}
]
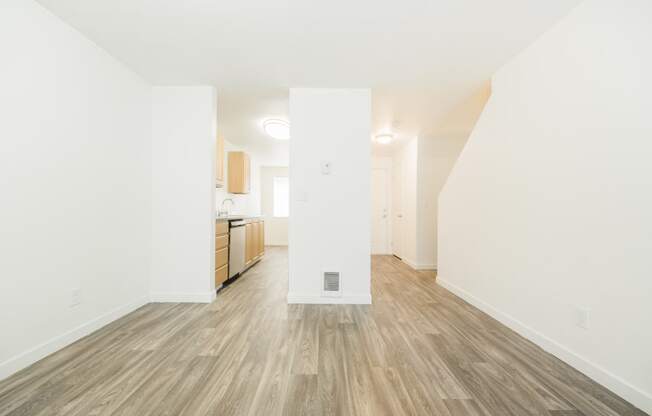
[
  {"left": 288, "top": 88, "right": 372, "bottom": 304},
  {"left": 150, "top": 86, "right": 217, "bottom": 303}
]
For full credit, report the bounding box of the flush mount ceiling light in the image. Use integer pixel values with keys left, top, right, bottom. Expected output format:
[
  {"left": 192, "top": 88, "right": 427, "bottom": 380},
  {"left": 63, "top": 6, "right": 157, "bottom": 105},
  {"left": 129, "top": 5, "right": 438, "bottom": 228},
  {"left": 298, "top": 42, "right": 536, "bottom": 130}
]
[
  {"left": 375, "top": 134, "right": 393, "bottom": 144},
  {"left": 263, "top": 119, "right": 290, "bottom": 140}
]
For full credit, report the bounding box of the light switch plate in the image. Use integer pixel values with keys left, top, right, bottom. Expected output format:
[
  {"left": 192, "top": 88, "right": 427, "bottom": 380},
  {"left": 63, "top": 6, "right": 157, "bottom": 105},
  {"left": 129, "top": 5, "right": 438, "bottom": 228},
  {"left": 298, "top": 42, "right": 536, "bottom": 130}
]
[
  {"left": 71, "top": 288, "right": 81, "bottom": 307},
  {"left": 576, "top": 307, "right": 590, "bottom": 330}
]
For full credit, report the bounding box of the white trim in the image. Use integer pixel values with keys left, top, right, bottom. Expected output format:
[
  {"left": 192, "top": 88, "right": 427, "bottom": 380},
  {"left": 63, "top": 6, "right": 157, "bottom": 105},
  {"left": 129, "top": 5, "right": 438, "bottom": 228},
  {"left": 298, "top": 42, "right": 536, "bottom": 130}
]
[
  {"left": 371, "top": 165, "right": 392, "bottom": 255},
  {"left": 413, "top": 263, "right": 436, "bottom": 271},
  {"left": 287, "top": 293, "right": 372, "bottom": 304},
  {"left": 402, "top": 257, "right": 418, "bottom": 269},
  {"left": 402, "top": 257, "right": 436, "bottom": 271},
  {"left": 150, "top": 291, "right": 216, "bottom": 303},
  {"left": 0, "top": 296, "right": 148, "bottom": 381},
  {"left": 437, "top": 278, "right": 652, "bottom": 415}
]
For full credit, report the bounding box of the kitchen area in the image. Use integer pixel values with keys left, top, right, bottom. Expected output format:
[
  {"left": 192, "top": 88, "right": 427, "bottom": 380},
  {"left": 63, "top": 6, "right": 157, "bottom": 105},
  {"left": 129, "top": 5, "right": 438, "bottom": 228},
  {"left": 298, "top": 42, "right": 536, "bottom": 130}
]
[
  {"left": 147, "top": 87, "right": 287, "bottom": 304},
  {"left": 213, "top": 135, "right": 267, "bottom": 292}
]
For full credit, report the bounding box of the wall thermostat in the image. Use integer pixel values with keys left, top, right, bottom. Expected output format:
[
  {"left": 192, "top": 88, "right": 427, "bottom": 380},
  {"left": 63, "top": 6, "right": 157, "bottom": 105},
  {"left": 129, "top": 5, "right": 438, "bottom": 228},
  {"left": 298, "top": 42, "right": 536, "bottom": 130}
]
[{"left": 321, "top": 161, "right": 332, "bottom": 175}]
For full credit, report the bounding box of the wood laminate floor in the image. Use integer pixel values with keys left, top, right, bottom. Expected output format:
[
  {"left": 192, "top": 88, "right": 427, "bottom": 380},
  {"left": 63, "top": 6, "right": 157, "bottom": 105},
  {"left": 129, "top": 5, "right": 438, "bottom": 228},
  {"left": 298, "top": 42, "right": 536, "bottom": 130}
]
[{"left": 0, "top": 247, "right": 647, "bottom": 415}]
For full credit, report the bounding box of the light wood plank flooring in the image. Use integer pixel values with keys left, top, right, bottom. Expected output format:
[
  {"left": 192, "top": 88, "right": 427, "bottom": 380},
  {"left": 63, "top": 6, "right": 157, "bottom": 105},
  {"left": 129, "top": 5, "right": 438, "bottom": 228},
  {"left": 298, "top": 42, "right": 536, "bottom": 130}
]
[{"left": 0, "top": 247, "right": 647, "bottom": 415}]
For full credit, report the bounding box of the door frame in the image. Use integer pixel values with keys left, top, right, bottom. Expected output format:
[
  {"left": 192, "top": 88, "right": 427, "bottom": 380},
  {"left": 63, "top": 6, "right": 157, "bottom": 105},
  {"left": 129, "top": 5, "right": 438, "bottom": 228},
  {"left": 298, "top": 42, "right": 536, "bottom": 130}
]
[
  {"left": 391, "top": 157, "right": 402, "bottom": 259},
  {"left": 371, "top": 166, "right": 392, "bottom": 255}
]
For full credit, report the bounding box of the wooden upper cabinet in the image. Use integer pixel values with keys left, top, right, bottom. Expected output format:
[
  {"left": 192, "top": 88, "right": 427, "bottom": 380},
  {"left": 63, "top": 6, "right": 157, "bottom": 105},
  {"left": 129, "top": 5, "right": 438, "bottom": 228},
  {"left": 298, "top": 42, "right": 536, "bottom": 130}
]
[
  {"left": 228, "top": 151, "right": 250, "bottom": 194},
  {"left": 216, "top": 134, "right": 225, "bottom": 188}
]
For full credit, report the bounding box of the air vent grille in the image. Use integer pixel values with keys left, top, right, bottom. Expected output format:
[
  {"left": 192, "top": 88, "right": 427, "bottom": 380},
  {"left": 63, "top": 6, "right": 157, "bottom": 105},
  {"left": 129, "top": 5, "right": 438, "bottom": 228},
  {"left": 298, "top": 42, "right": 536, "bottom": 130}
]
[{"left": 323, "top": 272, "right": 340, "bottom": 292}]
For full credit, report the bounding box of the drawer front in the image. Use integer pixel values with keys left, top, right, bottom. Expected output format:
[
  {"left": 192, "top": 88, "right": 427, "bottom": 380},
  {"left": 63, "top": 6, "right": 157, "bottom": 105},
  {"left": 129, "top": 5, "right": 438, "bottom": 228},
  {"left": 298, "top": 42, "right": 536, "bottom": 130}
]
[
  {"left": 215, "top": 264, "right": 228, "bottom": 286},
  {"left": 215, "top": 234, "right": 229, "bottom": 250},
  {"left": 215, "top": 221, "right": 229, "bottom": 236},
  {"left": 215, "top": 247, "right": 229, "bottom": 268}
]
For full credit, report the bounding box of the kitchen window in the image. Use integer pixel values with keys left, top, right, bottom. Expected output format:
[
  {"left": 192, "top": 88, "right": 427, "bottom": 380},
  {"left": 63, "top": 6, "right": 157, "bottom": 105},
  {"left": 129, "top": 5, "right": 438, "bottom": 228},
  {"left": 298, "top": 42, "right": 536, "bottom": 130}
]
[{"left": 273, "top": 176, "right": 289, "bottom": 217}]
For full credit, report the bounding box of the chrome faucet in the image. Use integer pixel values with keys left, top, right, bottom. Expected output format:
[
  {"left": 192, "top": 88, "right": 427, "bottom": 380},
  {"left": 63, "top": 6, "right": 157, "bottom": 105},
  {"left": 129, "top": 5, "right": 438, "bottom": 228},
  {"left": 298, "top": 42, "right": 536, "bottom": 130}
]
[{"left": 219, "top": 198, "right": 235, "bottom": 217}]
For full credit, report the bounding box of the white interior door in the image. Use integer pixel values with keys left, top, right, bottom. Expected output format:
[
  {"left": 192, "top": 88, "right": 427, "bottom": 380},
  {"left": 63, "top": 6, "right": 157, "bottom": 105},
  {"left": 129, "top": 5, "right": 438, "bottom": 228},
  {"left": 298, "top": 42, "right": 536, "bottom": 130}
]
[
  {"left": 371, "top": 168, "right": 389, "bottom": 254},
  {"left": 392, "top": 159, "right": 402, "bottom": 258}
]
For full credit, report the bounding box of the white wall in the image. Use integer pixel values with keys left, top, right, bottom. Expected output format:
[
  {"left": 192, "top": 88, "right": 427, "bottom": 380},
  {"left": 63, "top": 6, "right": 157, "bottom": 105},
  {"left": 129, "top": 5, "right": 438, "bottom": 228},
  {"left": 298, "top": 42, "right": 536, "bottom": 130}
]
[
  {"left": 417, "top": 135, "right": 470, "bottom": 269},
  {"left": 150, "top": 87, "right": 217, "bottom": 303},
  {"left": 416, "top": 140, "right": 438, "bottom": 269},
  {"left": 392, "top": 136, "right": 465, "bottom": 270},
  {"left": 289, "top": 88, "right": 371, "bottom": 304},
  {"left": 261, "top": 166, "right": 289, "bottom": 246},
  {"left": 439, "top": 0, "right": 652, "bottom": 413},
  {"left": 215, "top": 140, "right": 262, "bottom": 216},
  {"left": 0, "top": 0, "right": 151, "bottom": 379}
]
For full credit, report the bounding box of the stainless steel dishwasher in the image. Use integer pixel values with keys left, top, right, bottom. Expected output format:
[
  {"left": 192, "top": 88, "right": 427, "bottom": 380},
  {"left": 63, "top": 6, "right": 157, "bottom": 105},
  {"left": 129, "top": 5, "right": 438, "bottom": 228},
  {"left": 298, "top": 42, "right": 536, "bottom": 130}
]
[{"left": 228, "top": 220, "right": 246, "bottom": 278}]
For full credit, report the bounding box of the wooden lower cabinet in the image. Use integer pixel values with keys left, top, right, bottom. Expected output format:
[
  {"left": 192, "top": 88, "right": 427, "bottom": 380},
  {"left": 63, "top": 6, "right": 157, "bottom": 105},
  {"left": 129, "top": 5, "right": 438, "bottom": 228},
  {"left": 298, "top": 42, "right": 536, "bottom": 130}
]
[
  {"left": 259, "top": 221, "right": 265, "bottom": 257},
  {"left": 215, "top": 247, "right": 228, "bottom": 269},
  {"left": 215, "top": 264, "right": 228, "bottom": 286},
  {"left": 245, "top": 223, "right": 254, "bottom": 266},
  {"left": 253, "top": 222, "right": 260, "bottom": 259},
  {"left": 215, "top": 221, "right": 229, "bottom": 235},
  {"left": 257, "top": 221, "right": 264, "bottom": 257},
  {"left": 244, "top": 219, "right": 265, "bottom": 268},
  {"left": 215, "top": 220, "right": 229, "bottom": 288},
  {"left": 215, "top": 234, "right": 228, "bottom": 251}
]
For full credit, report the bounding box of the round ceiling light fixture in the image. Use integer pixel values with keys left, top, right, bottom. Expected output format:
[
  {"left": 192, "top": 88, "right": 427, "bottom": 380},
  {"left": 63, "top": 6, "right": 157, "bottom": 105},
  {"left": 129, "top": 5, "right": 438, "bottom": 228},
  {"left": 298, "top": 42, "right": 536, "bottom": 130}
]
[
  {"left": 375, "top": 134, "right": 393, "bottom": 145},
  {"left": 263, "top": 118, "right": 290, "bottom": 140}
]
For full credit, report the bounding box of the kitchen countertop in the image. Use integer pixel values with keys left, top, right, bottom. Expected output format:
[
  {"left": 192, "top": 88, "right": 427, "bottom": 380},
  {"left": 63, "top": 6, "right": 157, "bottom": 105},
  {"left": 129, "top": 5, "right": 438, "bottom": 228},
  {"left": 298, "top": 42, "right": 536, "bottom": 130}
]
[{"left": 215, "top": 214, "right": 264, "bottom": 221}]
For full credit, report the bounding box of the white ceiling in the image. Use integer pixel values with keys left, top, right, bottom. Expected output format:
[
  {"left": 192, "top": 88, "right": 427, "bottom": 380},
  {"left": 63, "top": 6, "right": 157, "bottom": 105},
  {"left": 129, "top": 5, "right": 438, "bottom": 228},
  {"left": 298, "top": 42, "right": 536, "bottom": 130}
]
[
  {"left": 37, "top": 0, "right": 582, "bottom": 164},
  {"left": 218, "top": 88, "right": 289, "bottom": 165}
]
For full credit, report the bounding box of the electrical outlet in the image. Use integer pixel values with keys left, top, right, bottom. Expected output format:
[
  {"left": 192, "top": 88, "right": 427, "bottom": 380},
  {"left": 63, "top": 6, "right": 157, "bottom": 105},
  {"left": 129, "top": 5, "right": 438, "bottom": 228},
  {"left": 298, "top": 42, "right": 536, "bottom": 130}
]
[
  {"left": 71, "top": 288, "right": 81, "bottom": 307},
  {"left": 576, "top": 307, "right": 590, "bottom": 330}
]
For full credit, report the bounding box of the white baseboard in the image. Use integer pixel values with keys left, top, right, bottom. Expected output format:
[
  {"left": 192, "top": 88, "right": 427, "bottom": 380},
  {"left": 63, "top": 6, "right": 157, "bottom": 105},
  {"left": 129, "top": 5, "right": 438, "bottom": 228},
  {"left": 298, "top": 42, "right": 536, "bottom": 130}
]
[
  {"left": 0, "top": 296, "right": 148, "bottom": 381},
  {"left": 402, "top": 257, "right": 437, "bottom": 271},
  {"left": 287, "top": 293, "right": 372, "bottom": 305},
  {"left": 402, "top": 257, "right": 418, "bottom": 269},
  {"left": 414, "top": 264, "right": 436, "bottom": 271},
  {"left": 150, "top": 291, "right": 216, "bottom": 303},
  {"left": 437, "top": 278, "right": 652, "bottom": 415},
  {"left": 0, "top": 288, "right": 217, "bottom": 382}
]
